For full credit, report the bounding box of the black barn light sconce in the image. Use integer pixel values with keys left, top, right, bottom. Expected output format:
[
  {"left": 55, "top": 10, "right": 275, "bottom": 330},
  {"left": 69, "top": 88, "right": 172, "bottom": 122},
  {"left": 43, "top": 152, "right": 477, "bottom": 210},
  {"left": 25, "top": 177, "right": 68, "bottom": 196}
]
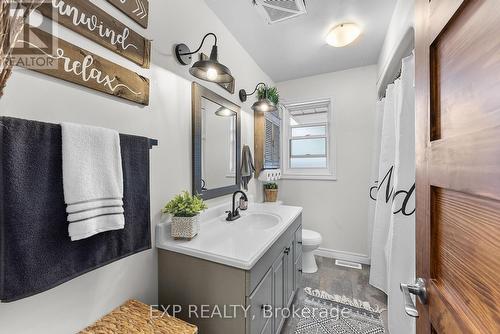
[
  {"left": 239, "top": 82, "right": 277, "bottom": 112},
  {"left": 175, "top": 33, "right": 234, "bottom": 84}
]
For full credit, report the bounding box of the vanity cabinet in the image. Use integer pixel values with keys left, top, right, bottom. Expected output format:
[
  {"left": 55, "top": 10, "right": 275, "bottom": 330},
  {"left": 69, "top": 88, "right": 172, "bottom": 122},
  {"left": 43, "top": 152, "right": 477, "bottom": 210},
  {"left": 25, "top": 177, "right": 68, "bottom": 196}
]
[
  {"left": 271, "top": 239, "right": 296, "bottom": 333},
  {"left": 158, "top": 214, "right": 302, "bottom": 334},
  {"left": 246, "top": 218, "right": 301, "bottom": 334},
  {"left": 249, "top": 269, "right": 273, "bottom": 334},
  {"left": 285, "top": 240, "right": 295, "bottom": 306},
  {"left": 271, "top": 252, "right": 285, "bottom": 333}
]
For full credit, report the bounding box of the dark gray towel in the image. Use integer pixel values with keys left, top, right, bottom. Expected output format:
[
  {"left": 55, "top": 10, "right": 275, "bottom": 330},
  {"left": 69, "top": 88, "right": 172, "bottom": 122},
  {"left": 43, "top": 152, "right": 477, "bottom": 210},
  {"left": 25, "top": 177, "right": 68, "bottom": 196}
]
[
  {"left": 240, "top": 145, "right": 255, "bottom": 191},
  {"left": 0, "top": 116, "right": 151, "bottom": 302}
]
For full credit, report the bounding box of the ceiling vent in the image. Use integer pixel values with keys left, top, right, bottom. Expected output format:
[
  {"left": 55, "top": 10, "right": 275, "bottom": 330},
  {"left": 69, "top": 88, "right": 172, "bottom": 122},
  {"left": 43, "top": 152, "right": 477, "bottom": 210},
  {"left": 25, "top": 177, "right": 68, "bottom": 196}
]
[{"left": 253, "top": 0, "right": 307, "bottom": 24}]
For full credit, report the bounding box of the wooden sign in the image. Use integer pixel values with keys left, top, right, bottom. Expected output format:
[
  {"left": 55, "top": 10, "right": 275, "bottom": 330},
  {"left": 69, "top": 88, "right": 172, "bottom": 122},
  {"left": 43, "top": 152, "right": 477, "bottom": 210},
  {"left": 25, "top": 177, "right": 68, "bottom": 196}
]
[
  {"left": 16, "top": 26, "right": 149, "bottom": 105},
  {"left": 38, "top": 0, "right": 150, "bottom": 68},
  {"left": 105, "top": 0, "right": 149, "bottom": 29}
]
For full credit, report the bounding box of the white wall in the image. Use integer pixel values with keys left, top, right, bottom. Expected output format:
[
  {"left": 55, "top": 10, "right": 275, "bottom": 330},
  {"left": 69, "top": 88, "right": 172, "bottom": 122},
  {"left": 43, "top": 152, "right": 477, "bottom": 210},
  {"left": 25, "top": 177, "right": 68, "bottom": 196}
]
[
  {"left": 276, "top": 65, "right": 378, "bottom": 262},
  {"left": 0, "top": 0, "right": 272, "bottom": 333}
]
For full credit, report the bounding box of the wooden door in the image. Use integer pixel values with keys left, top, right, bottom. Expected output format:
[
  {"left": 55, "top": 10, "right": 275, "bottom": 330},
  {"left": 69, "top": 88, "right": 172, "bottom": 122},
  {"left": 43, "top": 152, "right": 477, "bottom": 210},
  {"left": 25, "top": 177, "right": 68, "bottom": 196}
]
[{"left": 415, "top": 0, "right": 500, "bottom": 333}]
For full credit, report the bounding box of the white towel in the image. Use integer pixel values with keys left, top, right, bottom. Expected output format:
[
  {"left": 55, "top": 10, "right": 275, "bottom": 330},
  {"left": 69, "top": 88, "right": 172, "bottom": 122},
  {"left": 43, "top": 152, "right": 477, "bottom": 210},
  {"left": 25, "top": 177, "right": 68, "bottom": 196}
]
[{"left": 61, "top": 123, "right": 125, "bottom": 241}]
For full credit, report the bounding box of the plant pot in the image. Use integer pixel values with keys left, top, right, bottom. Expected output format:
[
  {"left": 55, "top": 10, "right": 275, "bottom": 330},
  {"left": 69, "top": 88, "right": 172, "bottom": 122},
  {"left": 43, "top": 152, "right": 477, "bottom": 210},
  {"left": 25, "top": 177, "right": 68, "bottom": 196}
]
[
  {"left": 171, "top": 214, "right": 200, "bottom": 240},
  {"left": 264, "top": 189, "right": 278, "bottom": 202}
]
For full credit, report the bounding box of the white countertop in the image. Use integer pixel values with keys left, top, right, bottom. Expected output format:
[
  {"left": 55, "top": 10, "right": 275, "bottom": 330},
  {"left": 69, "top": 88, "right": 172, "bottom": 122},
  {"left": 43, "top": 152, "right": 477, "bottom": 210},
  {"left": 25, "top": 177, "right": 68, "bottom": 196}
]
[{"left": 156, "top": 202, "right": 302, "bottom": 270}]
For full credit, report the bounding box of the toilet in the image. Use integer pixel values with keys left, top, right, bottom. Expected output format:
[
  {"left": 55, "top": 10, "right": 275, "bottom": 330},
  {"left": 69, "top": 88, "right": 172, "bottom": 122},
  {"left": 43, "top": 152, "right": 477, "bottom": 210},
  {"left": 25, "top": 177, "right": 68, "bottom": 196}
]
[{"left": 302, "top": 229, "right": 322, "bottom": 273}]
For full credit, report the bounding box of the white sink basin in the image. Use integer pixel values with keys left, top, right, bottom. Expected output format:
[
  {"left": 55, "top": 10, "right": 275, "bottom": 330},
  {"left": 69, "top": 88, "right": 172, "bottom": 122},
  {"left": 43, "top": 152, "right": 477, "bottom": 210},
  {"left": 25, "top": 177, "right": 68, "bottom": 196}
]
[
  {"left": 238, "top": 212, "right": 281, "bottom": 230},
  {"left": 156, "top": 202, "right": 303, "bottom": 270}
]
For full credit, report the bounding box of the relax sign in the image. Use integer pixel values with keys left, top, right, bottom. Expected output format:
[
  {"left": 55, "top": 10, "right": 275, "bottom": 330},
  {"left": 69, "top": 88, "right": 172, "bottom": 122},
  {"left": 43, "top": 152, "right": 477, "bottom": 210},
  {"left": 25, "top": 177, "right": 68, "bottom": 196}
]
[{"left": 16, "top": 26, "right": 150, "bottom": 105}]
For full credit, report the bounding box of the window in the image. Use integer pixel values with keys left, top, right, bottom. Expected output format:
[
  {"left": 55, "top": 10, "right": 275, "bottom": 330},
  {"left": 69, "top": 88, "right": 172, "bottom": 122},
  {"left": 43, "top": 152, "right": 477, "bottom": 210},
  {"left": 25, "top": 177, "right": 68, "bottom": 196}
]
[{"left": 281, "top": 99, "right": 336, "bottom": 180}]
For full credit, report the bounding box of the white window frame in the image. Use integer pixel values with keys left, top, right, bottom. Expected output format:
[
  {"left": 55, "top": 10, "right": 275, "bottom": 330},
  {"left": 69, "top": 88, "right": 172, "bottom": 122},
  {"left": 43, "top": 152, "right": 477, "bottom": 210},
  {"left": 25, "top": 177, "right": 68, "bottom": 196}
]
[{"left": 281, "top": 98, "right": 337, "bottom": 180}]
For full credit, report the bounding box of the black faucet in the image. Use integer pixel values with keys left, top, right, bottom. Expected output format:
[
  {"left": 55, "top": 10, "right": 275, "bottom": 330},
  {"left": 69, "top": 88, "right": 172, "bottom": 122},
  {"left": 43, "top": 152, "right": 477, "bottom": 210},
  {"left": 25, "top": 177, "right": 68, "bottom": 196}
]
[{"left": 226, "top": 190, "right": 248, "bottom": 221}]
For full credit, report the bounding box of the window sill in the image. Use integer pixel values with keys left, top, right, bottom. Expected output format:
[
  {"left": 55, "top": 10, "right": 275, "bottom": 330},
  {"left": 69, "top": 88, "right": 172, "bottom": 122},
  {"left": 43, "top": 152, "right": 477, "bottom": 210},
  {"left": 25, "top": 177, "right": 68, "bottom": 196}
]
[{"left": 280, "top": 174, "right": 337, "bottom": 181}]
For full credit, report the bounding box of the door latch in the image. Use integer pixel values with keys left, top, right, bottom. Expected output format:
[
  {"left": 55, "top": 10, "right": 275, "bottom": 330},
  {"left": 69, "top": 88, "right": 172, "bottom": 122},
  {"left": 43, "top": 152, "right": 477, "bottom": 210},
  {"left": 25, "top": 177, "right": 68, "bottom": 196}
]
[{"left": 400, "top": 278, "right": 427, "bottom": 317}]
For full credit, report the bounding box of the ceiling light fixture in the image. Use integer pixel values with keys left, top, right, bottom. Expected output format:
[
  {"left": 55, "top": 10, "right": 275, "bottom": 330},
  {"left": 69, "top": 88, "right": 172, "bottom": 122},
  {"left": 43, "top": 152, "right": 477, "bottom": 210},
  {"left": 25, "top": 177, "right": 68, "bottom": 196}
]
[
  {"left": 326, "top": 23, "right": 361, "bottom": 47},
  {"left": 239, "top": 83, "right": 277, "bottom": 113},
  {"left": 175, "top": 33, "right": 234, "bottom": 83}
]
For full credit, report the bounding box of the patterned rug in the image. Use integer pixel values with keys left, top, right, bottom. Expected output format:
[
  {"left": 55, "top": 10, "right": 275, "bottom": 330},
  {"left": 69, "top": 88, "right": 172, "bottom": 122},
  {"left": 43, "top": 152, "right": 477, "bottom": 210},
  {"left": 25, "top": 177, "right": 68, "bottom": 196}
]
[{"left": 294, "top": 288, "right": 386, "bottom": 334}]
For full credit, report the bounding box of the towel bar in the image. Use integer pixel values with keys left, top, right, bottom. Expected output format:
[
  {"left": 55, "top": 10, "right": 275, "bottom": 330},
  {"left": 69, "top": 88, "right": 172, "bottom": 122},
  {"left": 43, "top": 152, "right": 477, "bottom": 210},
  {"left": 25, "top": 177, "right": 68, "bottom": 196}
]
[{"left": 149, "top": 138, "right": 158, "bottom": 149}]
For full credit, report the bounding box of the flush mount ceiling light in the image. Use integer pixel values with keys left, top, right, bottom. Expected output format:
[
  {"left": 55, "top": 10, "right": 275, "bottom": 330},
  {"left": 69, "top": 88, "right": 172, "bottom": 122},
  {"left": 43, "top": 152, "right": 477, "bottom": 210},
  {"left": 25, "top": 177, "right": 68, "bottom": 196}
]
[
  {"left": 215, "top": 106, "right": 236, "bottom": 117},
  {"left": 326, "top": 23, "right": 361, "bottom": 47},
  {"left": 175, "top": 33, "right": 234, "bottom": 83},
  {"left": 239, "top": 82, "right": 277, "bottom": 113}
]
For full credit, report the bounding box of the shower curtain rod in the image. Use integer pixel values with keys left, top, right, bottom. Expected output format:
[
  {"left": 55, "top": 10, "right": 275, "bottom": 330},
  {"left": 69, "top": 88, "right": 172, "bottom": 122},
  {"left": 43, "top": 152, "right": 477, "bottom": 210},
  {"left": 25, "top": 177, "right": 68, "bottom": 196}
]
[{"left": 377, "top": 27, "right": 415, "bottom": 100}]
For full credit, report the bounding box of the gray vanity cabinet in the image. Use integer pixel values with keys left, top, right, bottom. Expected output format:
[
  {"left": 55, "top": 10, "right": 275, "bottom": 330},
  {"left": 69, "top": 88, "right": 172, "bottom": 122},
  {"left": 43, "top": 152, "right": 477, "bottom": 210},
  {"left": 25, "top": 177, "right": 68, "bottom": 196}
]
[
  {"left": 273, "top": 239, "right": 296, "bottom": 333},
  {"left": 261, "top": 319, "right": 274, "bottom": 334},
  {"left": 248, "top": 219, "right": 302, "bottom": 334},
  {"left": 249, "top": 269, "right": 273, "bottom": 334},
  {"left": 158, "top": 214, "right": 302, "bottom": 334},
  {"left": 294, "top": 226, "right": 303, "bottom": 291},
  {"left": 272, "top": 252, "right": 286, "bottom": 333},
  {"left": 295, "top": 255, "right": 303, "bottom": 291},
  {"left": 285, "top": 240, "right": 295, "bottom": 307}
]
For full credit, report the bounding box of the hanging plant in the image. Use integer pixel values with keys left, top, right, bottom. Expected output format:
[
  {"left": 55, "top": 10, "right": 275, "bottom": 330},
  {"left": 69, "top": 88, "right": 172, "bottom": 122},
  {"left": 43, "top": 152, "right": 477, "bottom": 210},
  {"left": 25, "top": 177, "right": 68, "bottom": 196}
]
[
  {"left": 0, "top": 1, "right": 42, "bottom": 99},
  {"left": 257, "top": 86, "right": 280, "bottom": 106}
]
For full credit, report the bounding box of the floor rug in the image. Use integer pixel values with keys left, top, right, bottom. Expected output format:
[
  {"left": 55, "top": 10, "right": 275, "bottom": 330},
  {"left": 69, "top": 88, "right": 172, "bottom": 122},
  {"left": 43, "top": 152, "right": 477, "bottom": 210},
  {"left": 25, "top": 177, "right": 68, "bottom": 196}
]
[{"left": 294, "top": 287, "right": 385, "bottom": 334}]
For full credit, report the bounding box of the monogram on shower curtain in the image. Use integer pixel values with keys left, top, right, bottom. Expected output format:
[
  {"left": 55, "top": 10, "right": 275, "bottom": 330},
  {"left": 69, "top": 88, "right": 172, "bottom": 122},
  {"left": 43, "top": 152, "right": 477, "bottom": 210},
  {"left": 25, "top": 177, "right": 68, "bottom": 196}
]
[{"left": 369, "top": 54, "right": 416, "bottom": 334}]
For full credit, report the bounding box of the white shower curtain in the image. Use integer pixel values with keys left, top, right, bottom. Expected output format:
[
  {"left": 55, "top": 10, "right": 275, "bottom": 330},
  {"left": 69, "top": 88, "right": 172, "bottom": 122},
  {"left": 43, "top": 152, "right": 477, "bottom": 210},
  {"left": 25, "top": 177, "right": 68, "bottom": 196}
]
[
  {"left": 369, "top": 81, "right": 399, "bottom": 293},
  {"left": 369, "top": 54, "right": 416, "bottom": 334},
  {"left": 367, "top": 101, "right": 385, "bottom": 257}
]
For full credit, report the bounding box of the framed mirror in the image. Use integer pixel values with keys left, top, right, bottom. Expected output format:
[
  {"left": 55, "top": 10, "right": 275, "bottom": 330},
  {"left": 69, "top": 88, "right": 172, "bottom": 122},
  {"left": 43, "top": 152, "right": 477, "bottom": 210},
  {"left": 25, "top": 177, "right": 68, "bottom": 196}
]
[{"left": 192, "top": 83, "right": 241, "bottom": 199}]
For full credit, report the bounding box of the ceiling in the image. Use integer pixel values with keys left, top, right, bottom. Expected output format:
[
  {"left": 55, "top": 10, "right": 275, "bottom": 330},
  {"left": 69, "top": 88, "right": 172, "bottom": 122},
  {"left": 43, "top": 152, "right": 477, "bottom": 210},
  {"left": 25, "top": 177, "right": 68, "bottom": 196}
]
[{"left": 205, "top": 0, "right": 397, "bottom": 82}]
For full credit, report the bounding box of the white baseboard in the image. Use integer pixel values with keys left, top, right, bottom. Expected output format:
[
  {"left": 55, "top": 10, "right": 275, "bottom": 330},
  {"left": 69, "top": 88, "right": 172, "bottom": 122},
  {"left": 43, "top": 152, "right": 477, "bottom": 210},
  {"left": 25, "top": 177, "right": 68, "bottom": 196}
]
[{"left": 314, "top": 247, "right": 371, "bottom": 265}]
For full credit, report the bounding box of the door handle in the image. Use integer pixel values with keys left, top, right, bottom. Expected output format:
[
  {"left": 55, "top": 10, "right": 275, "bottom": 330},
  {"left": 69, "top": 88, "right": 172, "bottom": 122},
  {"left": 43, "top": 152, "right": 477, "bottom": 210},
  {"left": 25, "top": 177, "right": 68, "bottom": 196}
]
[{"left": 400, "top": 278, "right": 427, "bottom": 318}]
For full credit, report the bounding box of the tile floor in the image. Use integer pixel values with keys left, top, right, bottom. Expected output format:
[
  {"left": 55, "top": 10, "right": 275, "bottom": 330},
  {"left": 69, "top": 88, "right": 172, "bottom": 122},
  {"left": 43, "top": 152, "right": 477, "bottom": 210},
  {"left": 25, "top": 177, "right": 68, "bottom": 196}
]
[{"left": 281, "top": 256, "right": 388, "bottom": 333}]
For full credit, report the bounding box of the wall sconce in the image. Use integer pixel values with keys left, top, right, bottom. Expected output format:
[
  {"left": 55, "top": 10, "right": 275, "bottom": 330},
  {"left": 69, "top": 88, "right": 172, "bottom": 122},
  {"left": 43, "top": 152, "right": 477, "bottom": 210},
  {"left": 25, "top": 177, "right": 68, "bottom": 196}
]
[
  {"left": 215, "top": 106, "right": 236, "bottom": 117},
  {"left": 175, "top": 33, "right": 234, "bottom": 83},
  {"left": 239, "top": 82, "right": 277, "bottom": 112}
]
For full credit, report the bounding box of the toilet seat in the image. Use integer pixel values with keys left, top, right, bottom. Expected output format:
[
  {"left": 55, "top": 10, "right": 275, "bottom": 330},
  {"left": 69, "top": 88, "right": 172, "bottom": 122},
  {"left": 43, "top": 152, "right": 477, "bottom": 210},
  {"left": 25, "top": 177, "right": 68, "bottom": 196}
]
[{"left": 302, "top": 229, "right": 322, "bottom": 246}]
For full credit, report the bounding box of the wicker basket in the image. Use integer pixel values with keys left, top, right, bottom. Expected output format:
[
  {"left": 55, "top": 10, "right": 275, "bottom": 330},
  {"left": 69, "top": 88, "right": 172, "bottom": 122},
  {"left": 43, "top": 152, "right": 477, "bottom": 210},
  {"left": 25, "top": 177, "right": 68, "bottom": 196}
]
[
  {"left": 264, "top": 189, "right": 278, "bottom": 202},
  {"left": 80, "top": 299, "right": 197, "bottom": 334},
  {"left": 171, "top": 214, "right": 200, "bottom": 239}
]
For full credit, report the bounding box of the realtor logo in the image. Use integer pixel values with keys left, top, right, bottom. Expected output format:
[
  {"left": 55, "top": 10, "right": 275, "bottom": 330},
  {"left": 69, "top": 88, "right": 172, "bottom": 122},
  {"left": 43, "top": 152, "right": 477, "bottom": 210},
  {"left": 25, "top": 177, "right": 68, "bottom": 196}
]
[{"left": 5, "top": 0, "right": 58, "bottom": 70}]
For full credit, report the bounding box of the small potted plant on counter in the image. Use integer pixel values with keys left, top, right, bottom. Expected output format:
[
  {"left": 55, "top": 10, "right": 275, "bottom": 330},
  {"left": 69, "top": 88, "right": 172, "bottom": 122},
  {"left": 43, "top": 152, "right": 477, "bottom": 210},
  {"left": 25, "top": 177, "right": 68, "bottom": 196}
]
[
  {"left": 162, "top": 191, "right": 207, "bottom": 240},
  {"left": 264, "top": 182, "right": 279, "bottom": 202}
]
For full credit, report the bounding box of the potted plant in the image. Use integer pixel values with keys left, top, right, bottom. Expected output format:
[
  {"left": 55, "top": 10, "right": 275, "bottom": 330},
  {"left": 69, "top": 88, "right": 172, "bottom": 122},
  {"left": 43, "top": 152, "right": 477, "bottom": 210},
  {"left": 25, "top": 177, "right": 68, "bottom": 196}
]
[
  {"left": 257, "top": 86, "right": 280, "bottom": 106},
  {"left": 162, "top": 191, "right": 207, "bottom": 240},
  {"left": 264, "top": 182, "right": 279, "bottom": 202}
]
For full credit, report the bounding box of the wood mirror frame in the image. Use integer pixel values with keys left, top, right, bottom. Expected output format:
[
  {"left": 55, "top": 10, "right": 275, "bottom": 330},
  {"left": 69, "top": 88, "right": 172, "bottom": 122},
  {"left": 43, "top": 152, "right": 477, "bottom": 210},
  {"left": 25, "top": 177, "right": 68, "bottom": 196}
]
[{"left": 192, "top": 82, "right": 241, "bottom": 200}]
